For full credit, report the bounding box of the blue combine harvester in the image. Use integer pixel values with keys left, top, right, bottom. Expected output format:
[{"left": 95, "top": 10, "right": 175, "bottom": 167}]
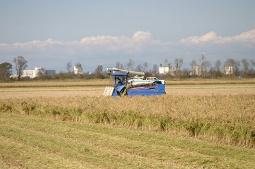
[{"left": 103, "top": 68, "right": 166, "bottom": 96}]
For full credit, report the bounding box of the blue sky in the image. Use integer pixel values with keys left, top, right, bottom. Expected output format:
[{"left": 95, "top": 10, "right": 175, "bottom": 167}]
[{"left": 0, "top": 0, "right": 255, "bottom": 72}]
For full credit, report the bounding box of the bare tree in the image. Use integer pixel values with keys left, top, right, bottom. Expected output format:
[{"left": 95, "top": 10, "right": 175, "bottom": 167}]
[
  {"left": 74, "top": 62, "right": 83, "bottom": 75},
  {"left": 164, "top": 59, "right": 168, "bottom": 67},
  {"left": 94, "top": 65, "right": 103, "bottom": 74},
  {"left": 75, "top": 62, "right": 82, "bottom": 70},
  {"left": 115, "top": 61, "right": 121, "bottom": 69},
  {"left": 152, "top": 64, "right": 159, "bottom": 75},
  {"left": 199, "top": 54, "right": 211, "bottom": 76},
  {"left": 250, "top": 60, "right": 255, "bottom": 68},
  {"left": 94, "top": 65, "right": 103, "bottom": 78},
  {"left": 241, "top": 59, "right": 249, "bottom": 76},
  {"left": 126, "top": 58, "right": 135, "bottom": 70},
  {"left": 163, "top": 59, "right": 168, "bottom": 74},
  {"left": 214, "top": 60, "right": 221, "bottom": 71},
  {"left": 0, "top": 62, "right": 12, "bottom": 81},
  {"left": 248, "top": 60, "right": 255, "bottom": 76},
  {"left": 174, "top": 58, "right": 183, "bottom": 77},
  {"left": 36, "top": 68, "right": 46, "bottom": 77},
  {"left": 120, "top": 64, "right": 124, "bottom": 69},
  {"left": 224, "top": 58, "right": 240, "bottom": 76},
  {"left": 190, "top": 59, "right": 197, "bottom": 76},
  {"left": 190, "top": 59, "right": 197, "bottom": 67},
  {"left": 142, "top": 62, "right": 148, "bottom": 72},
  {"left": 66, "top": 61, "right": 72, "bottom": 73},
  {"left": 214, "top": 60, "right": 222, "bottom": 77},
  {"left": 135, "top": 64, "right": 143, "bottom": 72},
  {"left": 13, "top": 56, "right": 27, "bottom": 80},
  {"left": 182, "top": 68, "right": 190, "bottom": 78},
  {"left": 174, "top": 58, "right": 183, "bottom": 69}
]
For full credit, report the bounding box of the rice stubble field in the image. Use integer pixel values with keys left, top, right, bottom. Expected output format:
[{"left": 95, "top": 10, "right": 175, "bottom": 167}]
[{"left": 0, "top": 80, "right": 255, "bottom": 168}]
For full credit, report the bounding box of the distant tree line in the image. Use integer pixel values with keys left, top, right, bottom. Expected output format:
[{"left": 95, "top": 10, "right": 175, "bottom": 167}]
[
  {"left": 113, "top": 56, "right": 255, "bottom": 79},
  {"left": 1, "top": 55, "right": 255, "bottom": 82}
]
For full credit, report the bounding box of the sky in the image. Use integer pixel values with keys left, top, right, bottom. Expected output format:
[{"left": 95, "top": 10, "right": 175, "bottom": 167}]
[{"left": 0, "top": 0, "right": 255, "bottom": 72}]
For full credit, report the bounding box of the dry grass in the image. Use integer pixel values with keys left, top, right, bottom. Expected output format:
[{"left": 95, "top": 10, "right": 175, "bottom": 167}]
[
  {"left": 0, "top": 87, "right": 102, "bottom": 98},
  {"left": 0, "top": 79, "right": 112, "bottom": 88},
  {"left": 1, "top": 80, "right": 255, "bottom": 168},
  {"left": 1, "top": 94, "right": 255, "bottom": 147},
  {"left": 1, "top": 78, "right": 255, "bottom": 88},
  {"left": 1, "top": 85, "right": 255, "bottom": 99},
  {"left": 166, "top": 84, "right": 255, "bottom": 95},
  {"left": 1, "top": 112, "right": 255, "bottom": 169}
]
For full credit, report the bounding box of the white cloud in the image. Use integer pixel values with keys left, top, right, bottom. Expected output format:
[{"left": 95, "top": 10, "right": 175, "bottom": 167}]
[
  {"left": 132, "top": 31, "right": 152, "bottom": 41},
  {"left": 7, "top": 39, "right": 64, "bottom": 52},
  {"left": 80, "top": 35, "right": 120, "bottom": 44},
  {"left": 181, "top": 29, "right": 255, "bottom": 45},
  {"left": 200, "top": 32, "right": 217, "bottom": 42},
  {"left": 79, "top": 35, "right": 129, "bottom": 52},
  {"left": 181, "top": 31, "right": 217, "bottom": 44},
  {"left": 0, "top": 29, "right": 254, "bottom": 71},
  {"left": 217, "top": 29, "right": 255, "bottom": 44},
  {"left": 76, "top": 31, "right": 161, "bottom": 53}
]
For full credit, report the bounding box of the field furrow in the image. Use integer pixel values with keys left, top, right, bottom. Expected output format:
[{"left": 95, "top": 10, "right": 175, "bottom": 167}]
[{"left": 0, "top": 114, "right": 203, "bottom": 168}]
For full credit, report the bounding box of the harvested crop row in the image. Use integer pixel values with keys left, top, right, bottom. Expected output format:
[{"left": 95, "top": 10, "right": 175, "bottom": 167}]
[
  {"left": 1, "top": 94, "right": 255, "bottom": 147},
  {"left": 1, "top": 113, "right": 255, "bottom": 168}
]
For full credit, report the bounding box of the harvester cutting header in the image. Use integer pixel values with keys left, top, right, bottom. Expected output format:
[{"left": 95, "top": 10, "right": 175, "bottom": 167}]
[{"left": 103, "top": 68, "right": 166, "bottom": 96}]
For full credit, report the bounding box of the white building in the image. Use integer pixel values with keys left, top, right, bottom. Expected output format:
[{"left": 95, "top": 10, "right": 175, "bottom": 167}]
[
  {"left": 74, "top": 66, "right": 83, "bottom": 74},
  {"left": 159, "top": 65, "right": 180, "bottom": 76},
  {"left": 190, "top": 66, "right": 201, "bottom": 76},
  {"left": 159, "top": 66, "right": 170, "bottom": 74},
  {"left": 224, "top": 66, "right": 233, "bottom": 75},
  {"left": 22, "top": 67, "right": 55, "bottom": 78}
]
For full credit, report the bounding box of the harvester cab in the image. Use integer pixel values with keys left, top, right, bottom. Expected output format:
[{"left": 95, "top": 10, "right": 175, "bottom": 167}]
[{"left": 103, "top": 68, "right": 166, "bottom": 96}]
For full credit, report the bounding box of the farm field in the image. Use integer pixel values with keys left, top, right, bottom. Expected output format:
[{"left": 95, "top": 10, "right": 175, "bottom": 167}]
[
  {"left": 0, "top": 79, "right": 255, "bottom": 98},
  {"left": 1, "top": 112, "right": 255, "bottom": 169},
  {"left": 0, "top": 80, "right": 255, "bottom": 168}
]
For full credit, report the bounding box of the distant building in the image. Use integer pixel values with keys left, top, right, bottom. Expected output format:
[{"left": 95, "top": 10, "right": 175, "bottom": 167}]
[
  {"left": 22, "top": 67, "right": 55, "bottom": 78},
  {"left": 74, "top": 66, "right": 83, "bottom": 74},
  {"left": 190, "top": 66, "right": 201, "bottom": 76},
  {"left": 159, "top": 66, "right": 170, "bottom": 74},
  {"left": 169, "top": 67, "right": 181, "bottom": 76},
  {"left": 45, "top": 70, "right": 56, "bottom": 76},
  {"left": 10, "top": 74, "right": 19, "bottom": 79},
  {"left": 159, "top": 64, "right": 180, "bottom": 76},
  {"left": 224, "top": 66, "right": 233, "bottom": 75}
]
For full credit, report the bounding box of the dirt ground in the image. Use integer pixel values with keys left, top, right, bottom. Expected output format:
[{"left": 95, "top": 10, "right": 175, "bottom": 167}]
[{"left": 1, "top": 84, "right": 255, "bottom": 99}]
